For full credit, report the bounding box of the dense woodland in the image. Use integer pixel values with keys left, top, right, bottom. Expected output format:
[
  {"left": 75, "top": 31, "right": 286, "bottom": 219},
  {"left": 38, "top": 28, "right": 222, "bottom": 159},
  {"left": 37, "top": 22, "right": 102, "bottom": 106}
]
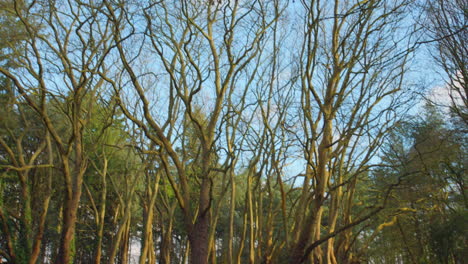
[{"left": 0, "top": 0, "right": 466, "bottom": 263}]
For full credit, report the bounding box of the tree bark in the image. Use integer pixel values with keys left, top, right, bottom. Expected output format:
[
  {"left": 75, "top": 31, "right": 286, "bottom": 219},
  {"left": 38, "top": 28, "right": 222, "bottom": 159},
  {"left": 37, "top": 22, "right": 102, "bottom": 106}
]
[
  {"left": 55, "top": 152, "right": 85, "bottom": 264},
  {"left": 189, "top": 176, "right": 211, "bottom": 264}
]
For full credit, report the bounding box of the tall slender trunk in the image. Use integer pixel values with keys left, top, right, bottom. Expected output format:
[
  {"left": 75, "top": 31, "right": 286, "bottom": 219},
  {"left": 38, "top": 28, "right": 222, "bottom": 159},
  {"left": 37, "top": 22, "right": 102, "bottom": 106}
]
[
  {"left": 291, "top": 164, "right": 313, "bottom": 245},
  {"left": 160, "top": 203, "right": 175, "bottom": 264},
  {"left": 183, "top": 239, "right": 190, "bottom": 264},
  {"left": 311, "top": 205, "right": 324, "bottom": 263},
  {"left": 228, "top": 170, "right": 236, "bottom": 264},
  {"left": 326, "top": 193, "right": 340, "bottom": 264},
  {"left": 0, "top": 206, "right": 16, "bottom": 264},
  {"left": 139, "top": 205, "right": 155, "bottom": 264},
  {"left": 56, "top": 190, "right": 81, "bottom": 264},
  {"left": 19, "top": 174, "right": 33, "bottom": 262},
  {"left": 236, "top": 192, "right": 249, "bottom": 264},
  {"left": 30, "top": 177, "right": 52, "bottom": 264},
  {"left": 337, "top": 175, "right": 357, "bottom": 263},
  {"left": 29, "top": 194, "right": 50, "bottom": 264},
  {"left": 262, "top": 188, "right": 274, "bottom": 264},
  {"left": 326, "top": 163, "right": 343, "bottom": 264},
  {"left": 247, "top": 174, "right": 255, "bottom": 264},
  {"left": 55, "top": 152, "right": 85, "bottom": 264},
  {"left": 139, "top": 171, "right": 160, "bottom": 264},
  {"left": 139, "top": 204, "right": 153, "bottom": 264},
  {"left": 109, "top": 205, "right": 132, "bottom": 264},
  {"left": 30, "top": 134, "right": 53, "bottom": 264},
  {"left": 120, "top": 218, "right": 131, "bottom": 264},
  {"left": 210, "top": 239, "right": 217, "bottom": 264},
  {"left": 93, "top": 158, "right": 107, "bottom": 264},
  {"left": 56, "top": 109, "right": 86, "bottom": 264},
  {"left": 148, "top": 231, "right": 155, "bottom": 264}
]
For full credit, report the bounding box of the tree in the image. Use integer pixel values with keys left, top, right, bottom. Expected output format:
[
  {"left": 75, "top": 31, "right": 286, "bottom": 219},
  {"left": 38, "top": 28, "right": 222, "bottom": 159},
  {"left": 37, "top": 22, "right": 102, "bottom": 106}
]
[
  {"left": 424, "top": 0, "right": 467, "bottom": 124},
  {"left": 0, "top": 1, "right": 114, "bottom": 263},
  {"left": 369, "top": 104, "right": 467, "bottom": 263},
  {"left": 285, "top": 0, "right": 416, "bottom": 263},
  {"left": 101, "top": 1, "right": 284, "bottom": 263},
  {"left": 1, "top": 1, "right": 461, "bottom": 263},
  {"left": 0, "top": 2, "right": 53, "bottom": 263}
]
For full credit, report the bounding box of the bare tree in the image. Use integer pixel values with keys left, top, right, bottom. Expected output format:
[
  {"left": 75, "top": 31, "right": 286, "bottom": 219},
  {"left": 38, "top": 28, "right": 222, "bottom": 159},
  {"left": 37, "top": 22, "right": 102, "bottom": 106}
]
[
  {"left": 285, "top": 0, "right": 416, "bottom": 263},
  {"left": 0, "top": 0, "right": 425, "bottom": 263},
  {"left": 0, "top": 89, "right": 53, "bottom": 264},
  {"left": 424, "top": 0, "right": 467, "bottom": 123},
  {"left": 101, "top": 0, "right": 284, "bottom": 263},
  {"left": 0, "top": 1, "right": 114, "bottom": 263}
]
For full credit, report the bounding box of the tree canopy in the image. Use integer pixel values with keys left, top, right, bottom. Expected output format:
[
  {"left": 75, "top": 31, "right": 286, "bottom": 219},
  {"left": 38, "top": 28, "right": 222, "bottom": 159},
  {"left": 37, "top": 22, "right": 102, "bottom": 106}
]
[{"left": 0, "top": 0, "right": 466, "bottom": 264}]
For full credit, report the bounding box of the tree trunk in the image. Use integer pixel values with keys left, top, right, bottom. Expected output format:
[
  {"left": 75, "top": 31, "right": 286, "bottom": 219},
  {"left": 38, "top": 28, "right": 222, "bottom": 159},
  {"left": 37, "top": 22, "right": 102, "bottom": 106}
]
[
  {"left": 55, "top": 193, "right": 80, "bottom": 264},
  {"left": 228, "top": 170, "right": 236, "bottom": 264},
  {"left": 247, "top": 174, "right": 255, "bottom": 264},
  {"left": 30, "top": 134, "right": 53, "bottom": 264},
  {"left": 189, "top": 212, "right": 210, "bottom": 264},
  {"left": 188, "top": 176, "right": 212, "bottom": 264},
  {"left": 139, "top": 204, "right": 154, "bottom": 264},
  {"left": 120, "top": 218, "right": 131, "bottom": 264},
  {"left": 160, "top": 204, "right": 175, "bottom": 264},
  {"left": 29, "top": 194, "right": 50, "bottom": 264},
  {"left": 109, "top": 206, "right": 131, "bottom": 264},
  {"left": 140, "top": 171, "right": 160, "bottom": 264},
  {"left": 55, "top": 121, "right": 86, "bottom": 264},
  {"left": 94, "top": 157, "right": 107, "bottom": 264},
  {"left": 289, "top": 115, "right": 333, "bottom": 264}
]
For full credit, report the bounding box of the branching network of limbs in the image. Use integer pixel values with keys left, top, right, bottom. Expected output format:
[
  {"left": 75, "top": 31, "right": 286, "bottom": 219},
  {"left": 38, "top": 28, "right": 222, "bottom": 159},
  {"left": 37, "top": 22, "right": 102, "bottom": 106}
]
[{"left": 0, "top": 0, "right": 465, "bottom": 264}]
